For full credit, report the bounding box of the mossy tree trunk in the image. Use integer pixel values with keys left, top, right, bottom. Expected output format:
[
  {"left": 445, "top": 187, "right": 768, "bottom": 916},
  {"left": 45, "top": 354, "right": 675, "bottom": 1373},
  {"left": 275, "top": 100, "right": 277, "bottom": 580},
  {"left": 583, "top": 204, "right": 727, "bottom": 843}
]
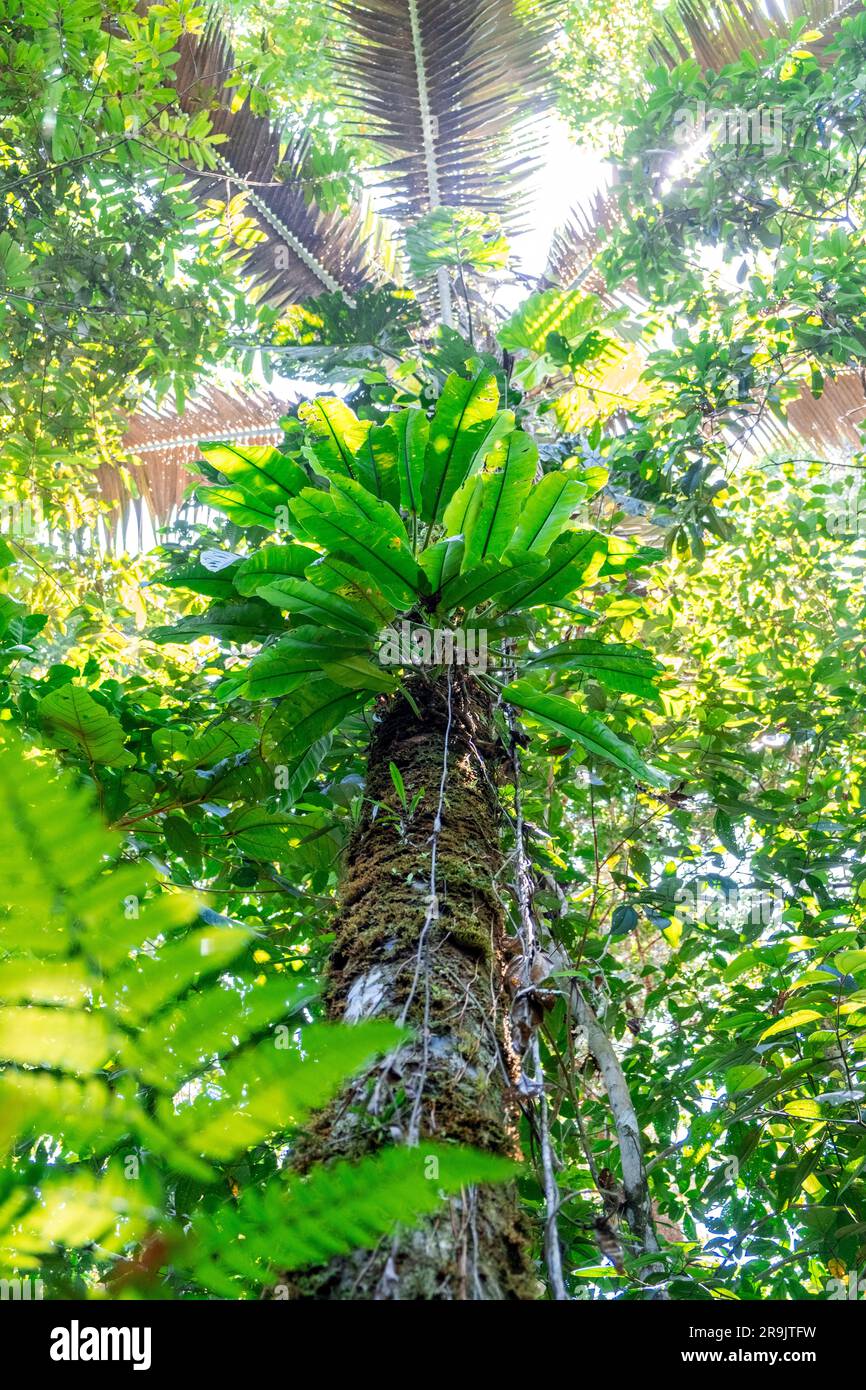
[{"left": 287, "top": 671, "right": 538, "bottom": 1300}]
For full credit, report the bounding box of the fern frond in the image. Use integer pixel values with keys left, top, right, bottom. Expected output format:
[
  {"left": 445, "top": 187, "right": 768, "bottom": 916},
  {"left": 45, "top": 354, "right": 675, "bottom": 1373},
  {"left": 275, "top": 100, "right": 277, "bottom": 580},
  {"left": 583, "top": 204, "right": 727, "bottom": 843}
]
[
  {"left": 0, "top": 1164, "right": 164, "bottom": 1274},
  {"left": 189, "top": 1142, "right": 519, "bottom": 1294},
  {"left": 0, "top": 736, "right": 401, "bottom": 1178}
]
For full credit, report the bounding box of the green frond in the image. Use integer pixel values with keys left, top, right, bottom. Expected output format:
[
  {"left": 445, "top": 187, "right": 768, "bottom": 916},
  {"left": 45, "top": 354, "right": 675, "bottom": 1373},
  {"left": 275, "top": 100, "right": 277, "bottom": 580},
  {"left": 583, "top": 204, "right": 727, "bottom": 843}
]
[{"left": 189, "top": 1141, "right": 519, "bottom": 1295}]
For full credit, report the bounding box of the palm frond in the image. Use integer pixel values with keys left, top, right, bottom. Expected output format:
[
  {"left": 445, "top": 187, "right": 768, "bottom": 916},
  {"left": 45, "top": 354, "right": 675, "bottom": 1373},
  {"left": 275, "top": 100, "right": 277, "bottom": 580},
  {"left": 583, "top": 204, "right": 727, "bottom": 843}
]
[
  {"left": 649, "top": 0, "right": 859, "bottom": 71},
  {"left": 334, "top": 0, "right": 557, "bottom": 316},
  {"left": 122, "top": 384, "right": 284, "bottom": 473},
  {"left": 767, "top": 371, "right": 866, "bottom": 450},
  {"left": 102, "top": 384, "right": 285, "bottom": 543},
  {"left": 544, "top": 191, "right": 618, "bottom": 292},
  {"left": 171, "top": 22, "right": 377, "bottom": 305}
]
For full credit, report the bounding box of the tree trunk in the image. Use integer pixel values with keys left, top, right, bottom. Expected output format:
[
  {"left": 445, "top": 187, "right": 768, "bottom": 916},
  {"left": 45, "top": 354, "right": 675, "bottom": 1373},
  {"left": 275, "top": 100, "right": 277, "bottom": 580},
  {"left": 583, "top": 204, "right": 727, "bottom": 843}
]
[{"left": 286, "top": 671, "right": 538, "bottom": 1299}]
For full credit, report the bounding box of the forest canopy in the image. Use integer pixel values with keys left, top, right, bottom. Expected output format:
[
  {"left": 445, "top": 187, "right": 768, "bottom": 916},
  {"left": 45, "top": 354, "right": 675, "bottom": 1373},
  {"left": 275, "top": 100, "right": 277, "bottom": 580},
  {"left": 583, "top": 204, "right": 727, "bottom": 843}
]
[{"left": 1, "top": 0, "right": 866, "bottom": 1312}]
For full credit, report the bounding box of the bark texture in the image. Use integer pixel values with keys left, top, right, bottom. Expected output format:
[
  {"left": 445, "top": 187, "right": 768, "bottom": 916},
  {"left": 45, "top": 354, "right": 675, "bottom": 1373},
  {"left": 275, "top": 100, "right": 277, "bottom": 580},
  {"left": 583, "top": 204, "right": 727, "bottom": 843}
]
[{"left": 285, "top": 672, "right": 537, "bottom": 1299}]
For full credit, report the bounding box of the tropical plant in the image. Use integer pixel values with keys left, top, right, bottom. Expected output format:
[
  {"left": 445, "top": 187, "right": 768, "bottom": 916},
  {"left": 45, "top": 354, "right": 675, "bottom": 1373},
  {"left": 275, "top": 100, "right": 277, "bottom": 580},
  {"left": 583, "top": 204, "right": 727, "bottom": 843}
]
[
  {"left": 0, "top": 729, "right": 518, "bottom": 1295},
  {"left": 4, "top": 0, "right": 866, "bottom": 1311}
]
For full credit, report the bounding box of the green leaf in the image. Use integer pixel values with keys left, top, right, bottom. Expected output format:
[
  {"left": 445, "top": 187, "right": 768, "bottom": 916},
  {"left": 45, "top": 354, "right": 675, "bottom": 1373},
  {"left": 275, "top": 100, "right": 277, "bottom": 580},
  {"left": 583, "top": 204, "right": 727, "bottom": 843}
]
[
  {"left": 322, "top": 653, "right": 397, "bottom": 693},
  {"left": 152, "top": 561, "right": 240, "bottom": 599},
  {"left": 260, "top": 679, "right": 370, "bottom": 760},
  {"left": 725, "top": 1064, "right": 766, "bottom": 1093},
  {"left": 300, "top": 397, "right": 370, "bottom": 481},
  {"left": 134, "top": 977, "right": 316, "bottom": 1090},
  {"left": 0, "top": 1073, "right": 131, "bottom": 1157},
  {"left": 420, "top": 536, "right": 466, "bottom": 592},
  {"left": 271, "top": 734, "right": 333, "bottom": 804},
  {"left": 252, "top": 575, "right": 379, "bottom": 635},
  {"left": 201, "top": 442, "right": 307, "bottom": 500},
  {"left": 226, "top": 807, "right": 305, "bottom": 858},
  {"left": 197, "top": 484, "right": 282, "bottom": 529},
  {"left": 151, "top": 728, "right": 190, "bottom": 762},
  {"left": 197, "top": 443, "right": 308, "bottom": 526},
  {"left": 510, "top": 472, "right": 588, "bottom": 554},
  {"left": 499, "top": 288, "right": 604, "bottom": 353},
  {"left": 150, "top": 601, "right": 283, "bottom": 645},
  {"left": 0, "top": 1166, "right": 161, "bottom": 1269},
  {"left": 438, "top": 553, "right": 547, "bottom": 615},
  {"left": 462, "top": 431, "right": 538, "bottom": 567},
  {"left": 420, "top": 370, "right": 501, "bottom": 522},
  {"left": 760, "top": 1010, "right": 824, "bottom": 1040},
  {"left": 393, "top": 407, "right": 429, "bottom": 517},
  {"left": 185, "top": 722, "right": 260, "bottom": 766},
  {"left": 610, "top": 904, "right": 639, "bottom": 936},
  {"left": 233, "top": 544, "right": 319, "bottom": 597},
  {"left": 0, "top": 1005, "right": 112, "bottom": 1074},
  {"left": 38, "top": 685, "right": 132, "bottom": 766},
  {"left": 246, "top": 628, "right": 373, "bottom": 699},
  {"left": 290, "top": 479, "right": 423, "bottom": 607},
  {"left": 495, "top": 530, "right": 609, "bottom": 613},
  {"left": 353, "top": 423, "right": 401, "bottom": 508},
  {"left": 784, "top": 1099, "right": 823, "bottom": 1119},
  {"left": 501, "top": 680, "right": 669, "bottom": 785},
  {"left": 305, "top": 554, "right": 396, "bottom": 629},
  {"left": 524, "top": 639, "right": 662, "bottom": 701},
  {"left": 111, "top": 927, "right": 251, "bottom": 1025},
  {"left": 441, "top": 472, "right": 483, "bottom": 541},
  {"left": 405, "top": 207, "right": 509, "bottom": 280}
]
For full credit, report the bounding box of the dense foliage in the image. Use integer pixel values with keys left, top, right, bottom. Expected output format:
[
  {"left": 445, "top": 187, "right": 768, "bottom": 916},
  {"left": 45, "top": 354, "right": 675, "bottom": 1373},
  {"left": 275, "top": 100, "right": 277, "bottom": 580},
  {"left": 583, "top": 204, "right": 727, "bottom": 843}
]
[{"left": 2, "top": 0, "right": 866, "bottom": 1301}]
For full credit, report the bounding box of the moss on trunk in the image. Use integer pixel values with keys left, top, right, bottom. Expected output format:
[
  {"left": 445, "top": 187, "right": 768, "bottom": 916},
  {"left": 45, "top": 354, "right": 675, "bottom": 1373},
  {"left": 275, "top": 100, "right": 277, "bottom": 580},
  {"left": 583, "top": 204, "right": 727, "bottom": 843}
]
[{"left": 283, "top": 671, "right": 538, "bottom": 1300}]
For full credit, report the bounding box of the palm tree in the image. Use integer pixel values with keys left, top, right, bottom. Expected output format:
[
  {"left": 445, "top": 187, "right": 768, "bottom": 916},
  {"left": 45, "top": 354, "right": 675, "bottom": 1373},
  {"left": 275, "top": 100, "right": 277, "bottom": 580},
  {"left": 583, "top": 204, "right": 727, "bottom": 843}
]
[{"left": 122, "top": 0, "right": 863, "bottom": 509}]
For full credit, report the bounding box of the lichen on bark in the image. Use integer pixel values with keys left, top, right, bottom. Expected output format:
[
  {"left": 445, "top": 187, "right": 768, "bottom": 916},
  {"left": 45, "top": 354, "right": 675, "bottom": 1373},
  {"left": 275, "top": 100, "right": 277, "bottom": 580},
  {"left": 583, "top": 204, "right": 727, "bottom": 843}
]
[{"left": 282, "top": 670, "right": 538, "bottom": 1300}]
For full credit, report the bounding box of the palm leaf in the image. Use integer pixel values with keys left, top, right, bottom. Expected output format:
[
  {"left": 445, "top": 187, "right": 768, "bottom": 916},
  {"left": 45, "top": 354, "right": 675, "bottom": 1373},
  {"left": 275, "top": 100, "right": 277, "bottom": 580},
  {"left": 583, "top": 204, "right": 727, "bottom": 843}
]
[
  {"left": 545, "top": 192, "right": 618, "bottom": 291},
  {"left": 649, "top": 0, "right": 858, "bottom": 71},
  {"left": 334, "top": 0, "right": 557, "bottom": 319},
  {"left": 171, "top": 20, "right": 377, "bottom": 305}
]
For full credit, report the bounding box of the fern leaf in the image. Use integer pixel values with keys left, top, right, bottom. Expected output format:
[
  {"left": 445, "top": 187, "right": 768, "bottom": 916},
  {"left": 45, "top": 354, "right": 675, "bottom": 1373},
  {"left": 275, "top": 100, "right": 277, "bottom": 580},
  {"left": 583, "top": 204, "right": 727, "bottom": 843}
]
[
  {"left": 190, "top": 1141, "right": 519, "bottom": 1293},
  {"left": 165, "top": 1022, "right": 407, "bottom": 1162}
]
